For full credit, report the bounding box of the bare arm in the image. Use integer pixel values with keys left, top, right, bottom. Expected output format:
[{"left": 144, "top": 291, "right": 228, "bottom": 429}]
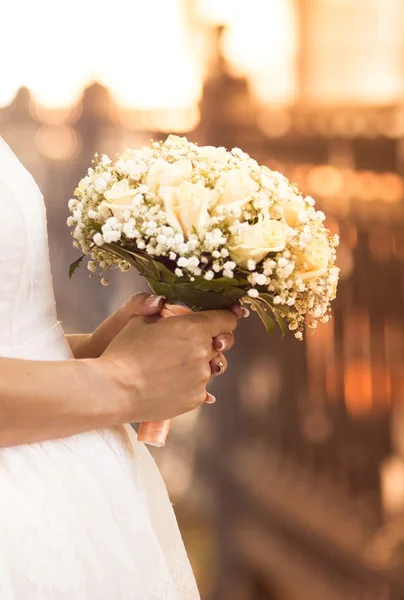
[
  {"left": 0, "top": 357, "right": 119, "bottom": 448},
  {"left": 0, "top": 297, "right": 239, "bottom": 449}
]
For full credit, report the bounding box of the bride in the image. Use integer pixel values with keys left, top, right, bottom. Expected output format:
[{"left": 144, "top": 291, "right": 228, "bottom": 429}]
[{"left": 0, "top": 136, "right": 245, "bottom": 599}]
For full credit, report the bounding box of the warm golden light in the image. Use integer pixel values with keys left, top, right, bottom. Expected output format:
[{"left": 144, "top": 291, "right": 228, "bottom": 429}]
[
  {"left": 198, "top": 0, "right": 298, "bottom": 104},
  {"left": 0, "top": 0, "right": 201, "bottom": 113},
  {"left": 304, "top": 0, "right": 404, "bottom": 104}
]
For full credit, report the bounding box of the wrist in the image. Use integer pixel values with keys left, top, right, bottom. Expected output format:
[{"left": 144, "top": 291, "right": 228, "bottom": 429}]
[{"left": 84, "top": 356, "right": 141, "bottom": 425}]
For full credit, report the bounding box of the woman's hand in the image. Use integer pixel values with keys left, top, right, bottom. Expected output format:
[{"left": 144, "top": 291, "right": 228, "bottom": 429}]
[
  {"left": 68, "top": 293, "right": 247, "bottom": 376},
  {"left": 98, "top": 308, "right": 239, "bottom": 422}
]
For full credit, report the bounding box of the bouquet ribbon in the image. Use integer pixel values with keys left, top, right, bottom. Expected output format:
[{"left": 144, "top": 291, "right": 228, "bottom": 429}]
[{"left": 137, "top": 303, "right": 192, "bottom": 447}]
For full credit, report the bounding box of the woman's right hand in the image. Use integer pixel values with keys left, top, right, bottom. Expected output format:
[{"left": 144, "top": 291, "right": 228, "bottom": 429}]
[{"left": 98, "top": 309, "right": 238, "bottom": 423}]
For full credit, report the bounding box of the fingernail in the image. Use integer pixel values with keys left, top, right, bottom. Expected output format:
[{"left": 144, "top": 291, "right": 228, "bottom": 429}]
[
  {"left": 241, "top": 307, "right": 250, "bottom": 318},
  {"left": 206, "top": 393, "right": 216, "bottom": 404},
  {"left": 215, "top": 337, "right": 227, "bottom": 352},
  {"left": 146, "top": 295, "right": 165, "bottom": 308}
]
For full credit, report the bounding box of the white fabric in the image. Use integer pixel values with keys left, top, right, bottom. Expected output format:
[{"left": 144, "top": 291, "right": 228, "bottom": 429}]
[{"left": 0, "top": 137, "right": 200, "bottom": 600}]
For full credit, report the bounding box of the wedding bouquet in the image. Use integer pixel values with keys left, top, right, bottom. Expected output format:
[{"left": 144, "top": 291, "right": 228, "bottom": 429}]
[{"left": 68, "top": 135, "right": 339, "bottom": 446}]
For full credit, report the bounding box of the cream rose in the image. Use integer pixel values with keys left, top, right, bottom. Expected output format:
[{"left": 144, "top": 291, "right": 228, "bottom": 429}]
[
  {"left": 101, "top": 179, "right": 138, "bottom": 216},
  {"left": 161, "top": 181, "right": 212, "bottom": 236},
  {"left": 146, "top": 158, "right": 192, "bottom": 194},
  {"left": 212, "top": 169, "right": 258, "bottom": 214},
  {"left": 295, "top": 239, "right": 331, "bottom": 281},
  {"left": 229, "top": 219, "right": 287, "bottom": 267},
  {"left": 281, "top": 197, "right": 306, "bottom": 227}
]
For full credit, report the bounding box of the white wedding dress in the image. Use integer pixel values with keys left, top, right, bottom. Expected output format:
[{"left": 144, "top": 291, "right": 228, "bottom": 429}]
[{"left": 0, "top": 137, "right": 200, "bottom": 600}]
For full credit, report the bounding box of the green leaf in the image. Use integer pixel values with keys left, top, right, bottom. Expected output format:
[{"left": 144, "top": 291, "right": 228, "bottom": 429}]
[
  {"left": 88, "top": 220, "right": 102, "bottom": 232},
  {"left": 69, "top": 255, "right": 84, "bottom": 279},
  {"left": 153, "top": 261, "right": 177, "bottom": 285},
  {"left": 145, "top": 279, "right": 235, "bottom": 310},
  {"left": 249, "top": 298, "right": 275, "bottom": 334},
  {"left": 222, "top": 286, "right": 246, "bottom": 301},
  {"left": 259, "top": 293, "right": 288, "bottom": 337}
]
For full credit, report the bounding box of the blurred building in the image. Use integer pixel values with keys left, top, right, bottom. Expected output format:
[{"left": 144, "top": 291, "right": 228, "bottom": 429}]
[{"left": 1, "top": 1, "right": 404, "bottom": 598}]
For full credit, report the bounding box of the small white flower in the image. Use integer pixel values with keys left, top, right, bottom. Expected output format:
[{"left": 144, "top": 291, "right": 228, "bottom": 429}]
[
  {"left": 247, "top": 288, "right": 259, "bottom": 298},
  {"left": 88, "top": 261, "right": 97, "bottom": 273},
  {"left": 119, "top": 261, "right": 131, "bottom": 272},
  {"left": 102, "top": 229, "right": 121, "bottom": 243},
  {"left": 94, "top": 177, "right": 108, "bottom": 194},
  {"left": 177, "top": 256, "right": 189, "bottom": 267},
  {"left": 247, "top": 259, "right": 256, "bottom": 271},
  {"left": 255, "top": 274, "right": 267, "bottom": 286},
  {"left": 204, "top": 270, "right": 214, "bottom": 281},
  {"left": 175, "top": 268, "right": 183, "bottom": 277},
  {"left": 93, "top": 233, "right": 104, "bottom": 246}
]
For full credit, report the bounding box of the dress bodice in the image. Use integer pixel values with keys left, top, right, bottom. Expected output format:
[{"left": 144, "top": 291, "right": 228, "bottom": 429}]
[{"left": 0, "top": 137, "right": 72, "bottom": 360}]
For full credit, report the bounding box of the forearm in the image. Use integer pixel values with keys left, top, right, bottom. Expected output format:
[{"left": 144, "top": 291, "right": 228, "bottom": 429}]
[
  {"left": 66, "top": 334, "right": 92, "bottom": 359},
  {"left": 0, "top": 357, "right": 124, "bottom": 448}
]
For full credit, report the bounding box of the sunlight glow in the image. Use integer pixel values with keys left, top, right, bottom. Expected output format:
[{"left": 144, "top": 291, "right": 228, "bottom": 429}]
[
  {"left": 0, "top": 0, "right": 201, "bottom": 110},
  {"left": 304, "top": 0, "right": 404, "bottom": 103},
  {"left": 198, "top": 0, "right": 298, "bottom": 104}
]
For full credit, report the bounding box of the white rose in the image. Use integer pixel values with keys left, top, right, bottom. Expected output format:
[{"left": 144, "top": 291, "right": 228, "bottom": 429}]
[
  {"left": 146, "top": 158, "right": 193, "bottom": 194},
  {"left": 295, "top": 239, "right": 331, "bottom": 281},
  {"left": 160, "top": 181, "right": 213, "bottom": 237},
  {"left": 229, "top": 219, "right": 287, "bottom": 267},
  {"left": 101, "top": 179, "right": 137, "bottom": 217},
  {"left": 212, "top": 169, "right": 258, "bottom": 214}
]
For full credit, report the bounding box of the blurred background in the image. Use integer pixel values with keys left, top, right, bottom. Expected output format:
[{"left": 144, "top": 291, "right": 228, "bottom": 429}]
[{"left": 2, "top": 0, "right": 404, "bottom": 597}]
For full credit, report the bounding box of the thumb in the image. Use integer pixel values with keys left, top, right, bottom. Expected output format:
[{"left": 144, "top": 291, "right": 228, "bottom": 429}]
[{"left": 121, "top": 293, "right": 166, "bottom": 319}]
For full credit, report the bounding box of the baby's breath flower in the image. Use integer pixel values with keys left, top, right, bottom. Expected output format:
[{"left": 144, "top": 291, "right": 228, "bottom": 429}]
[{"left": 68, "top": 135, "right": 339, "bottom": 339}]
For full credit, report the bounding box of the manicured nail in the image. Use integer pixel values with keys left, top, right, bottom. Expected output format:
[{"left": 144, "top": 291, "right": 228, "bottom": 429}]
[
  {"left": 215, "top": 337, "right": 227, "bottom": 352},
  {"left": 241, "top": 307, "right": 250, "bottom": 318},
  {"left": 206, "top": 393, "right": 216, "bottom": 404},
  {"left": 146, "top": 295, "right": 165, "bottom": 308}
]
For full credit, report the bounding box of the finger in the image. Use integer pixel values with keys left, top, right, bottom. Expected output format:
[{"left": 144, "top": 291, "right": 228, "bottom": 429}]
[
  {"left": 231, "top": 304, "right": 250, "bottom": 319},
  {"left": 122, "top": 293, "right": 166, "bottom": 319},
  {"left": 191, "top": 310, "right": 238, "bottom": 338},
  {"left": 210, "top": 354, "right": 227, "bottom": 376},
  {"left": 213, "top": 333, "right": 235, "bottom": 353}
]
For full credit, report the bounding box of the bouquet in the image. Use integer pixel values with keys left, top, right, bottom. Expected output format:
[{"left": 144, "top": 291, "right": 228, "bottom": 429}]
[{"left": 68, "top": 135, "right": 339, "bottom": 446}]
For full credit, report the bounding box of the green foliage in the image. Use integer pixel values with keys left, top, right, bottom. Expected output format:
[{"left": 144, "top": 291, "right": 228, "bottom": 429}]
[
  {"left": 68, "top": 255, "right": 84, "bottom": 279},
  {"left": 69, "top": 243, "right": 288, "bottom": 335}
]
